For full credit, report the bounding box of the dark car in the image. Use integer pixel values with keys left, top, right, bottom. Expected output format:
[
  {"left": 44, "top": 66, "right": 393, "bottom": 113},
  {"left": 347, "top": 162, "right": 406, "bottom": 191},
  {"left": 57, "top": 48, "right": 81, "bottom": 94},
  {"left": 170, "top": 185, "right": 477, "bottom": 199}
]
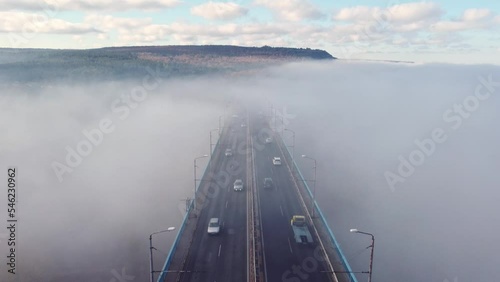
[{"left": 263, "top": 178, "right": 273, "bottom": 189}]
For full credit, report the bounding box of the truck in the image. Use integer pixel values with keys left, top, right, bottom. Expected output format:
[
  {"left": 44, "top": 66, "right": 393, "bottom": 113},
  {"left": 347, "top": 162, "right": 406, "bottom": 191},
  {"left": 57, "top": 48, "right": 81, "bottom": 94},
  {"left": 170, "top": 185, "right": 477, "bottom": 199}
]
[{"left": 290, "top": 215, "right": 313, "bottom": 244}]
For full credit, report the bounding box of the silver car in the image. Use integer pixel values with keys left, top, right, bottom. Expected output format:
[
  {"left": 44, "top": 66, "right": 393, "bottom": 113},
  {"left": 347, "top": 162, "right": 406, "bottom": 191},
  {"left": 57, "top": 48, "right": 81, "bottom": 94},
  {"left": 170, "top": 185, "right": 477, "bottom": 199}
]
[
  {"left": 272, "top": 157, "right": 282, "bottom": 165},
  {"left": 233, "top": 179, "right": 244, "bottom": 191},
  {"left": 207, "top": 218, "right": 220, "bottom": 235}
]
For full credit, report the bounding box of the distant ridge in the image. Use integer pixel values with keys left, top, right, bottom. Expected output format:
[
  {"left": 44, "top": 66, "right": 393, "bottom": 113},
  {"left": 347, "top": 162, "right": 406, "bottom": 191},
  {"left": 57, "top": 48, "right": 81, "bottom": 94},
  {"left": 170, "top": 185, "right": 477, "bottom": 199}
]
[
  {"left": 97, "top": 45, "right": 335, "bottom": 60},
  {"left": 0, "top": 45, "right": 335, "bottom": 85}
]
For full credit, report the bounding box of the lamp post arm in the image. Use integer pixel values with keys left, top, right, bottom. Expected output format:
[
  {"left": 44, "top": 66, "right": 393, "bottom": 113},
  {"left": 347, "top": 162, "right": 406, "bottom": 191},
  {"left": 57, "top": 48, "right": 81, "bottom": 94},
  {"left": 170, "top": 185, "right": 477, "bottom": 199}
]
[{"left": 149, "top": 228, "right": 175, "bottom": 282}]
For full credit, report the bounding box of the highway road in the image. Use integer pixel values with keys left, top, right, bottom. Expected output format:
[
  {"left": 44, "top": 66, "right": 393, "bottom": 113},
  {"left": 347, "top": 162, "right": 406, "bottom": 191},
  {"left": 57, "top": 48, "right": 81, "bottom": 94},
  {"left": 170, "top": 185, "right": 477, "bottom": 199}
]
[
  {"left": 250, "top": 114, "right": 333, "bottom": 282},
  {"left": 177, "top": 116, "right": 248, "bottom": 282},
  {"left": 167, "top": 112, "right": 342, "bottom": 282}
]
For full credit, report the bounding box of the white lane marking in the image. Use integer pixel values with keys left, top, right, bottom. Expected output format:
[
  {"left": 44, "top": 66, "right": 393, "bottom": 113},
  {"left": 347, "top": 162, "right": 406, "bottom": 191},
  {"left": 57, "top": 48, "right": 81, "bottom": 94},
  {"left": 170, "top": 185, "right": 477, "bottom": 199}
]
[
  {"left": 287, "top": 238, "right": 293, "bottom": 254},
  {"left": 280, "top": 205, "right": 284, "bottom": 217},
  {"left": 225, "top": 200, "right": 228, "bottom": 208},
  {"left": 218, "top": 244, "right": 222, "bottom": 257}
]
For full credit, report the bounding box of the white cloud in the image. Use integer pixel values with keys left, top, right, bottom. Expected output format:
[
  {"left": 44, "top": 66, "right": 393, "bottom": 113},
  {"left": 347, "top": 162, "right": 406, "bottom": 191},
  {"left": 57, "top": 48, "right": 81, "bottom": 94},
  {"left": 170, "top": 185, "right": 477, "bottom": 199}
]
[
  {"left": 330, "top": 2, "right": 444, "bottom": 46},
  {"left": 0, "top": 11, "right": 99, "bottom": 34},
  {"left": 431, "top": 21, "right": 472, "bottom": 32},
  {"left": 161, "top": 22, "right": 292, "bottom": 42},
  {"left": 391, "top": 21, "right": 428, "bottom": 32},
  {"left": 84, "top": 14, "right": 153, "bottom": 31},
  {"left": 387, "top": 2, "right": 443, "bottom": 23},
  {"left": 97, "top": 33, "right": 109, "bottom": 40},
  {"left": 432, "top": 8, "right": 496, "bottom": 32},
  {"left": 334, "top": 2, "right": 442, "bottom": 23},
  {"left": 77, "top": 14, "right": 298, "bottom": 46},
  {"left": 461, "top": 8, "right": 493, "bottom": 22},
  {"left": 0, "top": 2, "right": 496, "bottom": 60},
  {"left": 334, "top": 6, "right": 381, "bottom": 22},
  {"left": 254, "top": 0, "right": 324, "bottom": 21},
  {"left": 191, "top": 2, "right": 248, "bottom": 20},
  {"left": 83, "top": 14, "right": 166, "bottom": 43},
  {"left": 330, "top": 2, "right": 500, "bottom": 51},
  {"left": 0, "top": 0, "right": 181, "bottom": 11}
]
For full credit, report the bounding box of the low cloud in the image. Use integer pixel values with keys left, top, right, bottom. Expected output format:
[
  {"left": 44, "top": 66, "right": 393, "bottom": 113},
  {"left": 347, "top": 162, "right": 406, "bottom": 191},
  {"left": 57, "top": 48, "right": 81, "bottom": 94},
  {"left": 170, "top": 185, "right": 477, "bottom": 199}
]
[
  {"left": 0, "top": 0, "right": 181, "bottom": 11},
  {"left": 0, "top": 11, "right": 100, "bottom": 35},
  {"left": 254, "top": 0, "right": 325, "bottom": 21},
  {"left": 191, "top": 2, "right": 248, "bottom": 21},
  {"left": 1, "top": 60, "right": 499, "bottom": 282},
  {"left": 432, "top": 8, "right": 496, "bottom": 32},
  {"left": 461, "top": 8, "right": 493, "bottom": 22},
  {"left": 333, "top": 2, "right": 443, "bottom": 23}
]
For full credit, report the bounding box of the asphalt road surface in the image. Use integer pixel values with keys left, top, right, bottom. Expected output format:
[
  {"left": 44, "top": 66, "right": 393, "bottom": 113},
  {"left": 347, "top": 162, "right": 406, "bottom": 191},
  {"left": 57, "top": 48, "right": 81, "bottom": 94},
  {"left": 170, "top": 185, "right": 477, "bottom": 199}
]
[
  {"left": 174, "top": 113, "right": 333, "bottom": 282},
  {"left": 178, "top": 117, "right": 248, "bottom": 282},
  {"left": 250, "top": 115, "right": 332, "bottom": 282}
]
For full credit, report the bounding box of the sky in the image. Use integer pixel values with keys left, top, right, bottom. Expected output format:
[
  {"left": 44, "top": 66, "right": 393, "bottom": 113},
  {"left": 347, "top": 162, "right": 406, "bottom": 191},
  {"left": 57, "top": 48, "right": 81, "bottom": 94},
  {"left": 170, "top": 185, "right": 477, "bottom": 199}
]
[{"left": 0, "top": 0, "right": 499, "bottom": 64}]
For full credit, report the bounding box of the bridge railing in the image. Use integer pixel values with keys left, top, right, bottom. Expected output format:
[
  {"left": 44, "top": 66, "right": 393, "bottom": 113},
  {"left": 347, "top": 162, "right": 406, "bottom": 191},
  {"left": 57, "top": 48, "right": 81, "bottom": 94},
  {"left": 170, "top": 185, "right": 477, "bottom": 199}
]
[{"left": 279, "top": 134, "right": 359, "bottom": 282}]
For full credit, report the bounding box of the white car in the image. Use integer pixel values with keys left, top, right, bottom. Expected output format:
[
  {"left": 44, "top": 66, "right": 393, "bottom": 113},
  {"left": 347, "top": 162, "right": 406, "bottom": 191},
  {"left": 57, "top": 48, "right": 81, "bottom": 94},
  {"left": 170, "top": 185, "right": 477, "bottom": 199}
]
[
  {"left": 241, "top": 123, "right": 247, "bottom": 128},
  {"left": 233, "top": 179, "right": 244, "bottom": 191},
  {"left": 272, "top": 157, "right": 282, "bottom": 165},
  {"left": 207, "top": 218, "right": 220, "bottom": 235},
  {"left": 265, "top": 137, "right": 272, "bottom": 143},
  {"left": 225, "top": 148, "right": 232, "bottom": 156}
]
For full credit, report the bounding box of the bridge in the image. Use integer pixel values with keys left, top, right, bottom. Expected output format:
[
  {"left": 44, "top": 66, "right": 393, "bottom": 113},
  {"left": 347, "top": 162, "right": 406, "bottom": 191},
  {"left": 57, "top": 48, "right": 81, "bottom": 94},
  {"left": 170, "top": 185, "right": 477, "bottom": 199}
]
[{"left": 154, "top": 110, "right": 359, "bottom": 282}]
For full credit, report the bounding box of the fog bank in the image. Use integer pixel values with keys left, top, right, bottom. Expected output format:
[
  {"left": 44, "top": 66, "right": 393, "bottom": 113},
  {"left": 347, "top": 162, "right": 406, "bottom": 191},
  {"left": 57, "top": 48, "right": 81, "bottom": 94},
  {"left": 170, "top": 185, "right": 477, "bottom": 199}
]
[{"left": 1, "top": 61, "right": 499, "bottom": 282}]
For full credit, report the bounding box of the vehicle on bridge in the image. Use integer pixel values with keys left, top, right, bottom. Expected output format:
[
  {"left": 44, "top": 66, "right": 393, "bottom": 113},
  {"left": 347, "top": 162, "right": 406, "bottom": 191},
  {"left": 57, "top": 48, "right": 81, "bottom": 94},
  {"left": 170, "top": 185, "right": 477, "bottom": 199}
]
[
  {"left": 290, "top": 215, "right": 313, "bottom": 244},
  {"left": 207, "top": 218, "right": 221, "bottom": 235},
  {"left": 225, "top": 148, "right": 233, "bottom": 156},
  {"left": 263, "top": 177, "right": 273, "bottom": 189},
  {"left": 272, "top": 157, "right": 281, "bottom": 165},
  {"left": 233, "top": 179, "right": 244, "bottom": 191},
  {"left": 265, "top": 137, "right": 272, "bottom": 143}
]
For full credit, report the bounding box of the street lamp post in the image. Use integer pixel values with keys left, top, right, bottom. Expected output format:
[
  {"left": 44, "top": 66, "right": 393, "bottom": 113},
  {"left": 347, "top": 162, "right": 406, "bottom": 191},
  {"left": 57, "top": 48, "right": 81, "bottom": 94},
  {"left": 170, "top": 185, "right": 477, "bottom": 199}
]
[
  {"left": 149, "top": 226, "right": 176, "bottom": 282},
  {"left": 276, "top": 115, "right": 284, "bottom": 136},
  {"left": 209, "top": 129, "right": 219, "bottom": 158},
  {"left": 284, "top": 128, "right": 295, "bottom": 164},
  {"left": 218, "top": 115, "right": 223, "bottom": 136},
  {"left": 194, "top": 155, "right": 208, "bottom": 211},
  {"left": 301, "top": 154, "right": 317, "bottom": 217},
  {"left": 270, "top": 105, "right": 276, "bottom": 132},
  {"left": 350, "top": 229, "right": 375, "bottom": 282},
  {"left": 224, "top": 102, "right": 231, "bottom": 123}
]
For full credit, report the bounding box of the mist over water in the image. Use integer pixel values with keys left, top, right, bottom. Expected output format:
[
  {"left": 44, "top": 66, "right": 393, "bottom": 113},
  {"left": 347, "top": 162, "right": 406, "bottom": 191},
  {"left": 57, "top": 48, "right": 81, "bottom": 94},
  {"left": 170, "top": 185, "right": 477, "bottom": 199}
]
[
  {"left": 1, "top": 61, "right": 499, "bottom": 282},
  {"left": 258, "top": 61, "right": 500, "bottom": 282}
]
